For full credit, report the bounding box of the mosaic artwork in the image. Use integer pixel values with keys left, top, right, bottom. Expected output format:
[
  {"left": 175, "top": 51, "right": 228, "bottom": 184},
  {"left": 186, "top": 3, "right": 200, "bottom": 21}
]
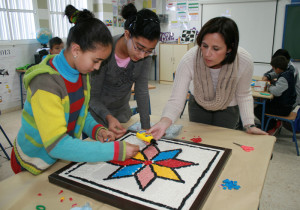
[{"left": 49, "top": 132, "right": 231, "bottom": 210}]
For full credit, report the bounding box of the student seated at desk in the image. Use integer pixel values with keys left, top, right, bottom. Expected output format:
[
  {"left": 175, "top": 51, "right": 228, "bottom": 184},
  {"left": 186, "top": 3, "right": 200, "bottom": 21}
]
[
  {"left": 49, "top": 37, "right": 64, "bottom": 55},
  {"left": 255, "top": 56, "right": 296, "bottom": 135},
  {"left": 10, "top": 5, "right": 139, "bottom": 175},
  {"left": 42, "top": 37, "right": 64, "bottom": 60},
  {"left": 262, "top": 49, "right": 300, "bottom": 108},
  {"left": 89, "top": 3, "right": 161, "bottom": 138},
  {"left": 148, "top": 17, "right": 267, "bottom": 140}
]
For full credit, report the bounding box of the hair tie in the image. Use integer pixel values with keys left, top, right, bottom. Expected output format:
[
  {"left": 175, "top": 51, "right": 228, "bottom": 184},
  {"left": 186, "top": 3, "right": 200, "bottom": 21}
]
[{"left": 70, "top": 10, "right": 79, "bottom": 24}]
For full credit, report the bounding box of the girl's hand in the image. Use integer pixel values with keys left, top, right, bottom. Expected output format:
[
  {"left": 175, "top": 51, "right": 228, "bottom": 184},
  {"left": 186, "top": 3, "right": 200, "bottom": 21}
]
[
  {"left": 148, "top": 117, "right": 172, "bottom": 140},
  {"left": 246, "top": 127, "right": 268, "bottom": 135},
  {"left": 97, "top": 129, "right": 116, "bottom": 142},
  {"left": 106, "top": 115, "right": 127, "bottom": 138},
  {"left": 125, "top": 142, "right": 140, "bottom": 159}
]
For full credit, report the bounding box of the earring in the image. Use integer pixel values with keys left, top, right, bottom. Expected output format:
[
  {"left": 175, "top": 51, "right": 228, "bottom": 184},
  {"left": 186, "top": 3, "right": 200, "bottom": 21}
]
[{"left": 73, "top": 55, "right": 77, "bottom": 59}]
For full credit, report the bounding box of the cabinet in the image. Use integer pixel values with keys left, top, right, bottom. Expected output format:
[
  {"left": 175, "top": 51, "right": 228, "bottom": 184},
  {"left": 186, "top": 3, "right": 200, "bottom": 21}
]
[{"left": 159, "top": 43, "right": 194, "bottom": 84}]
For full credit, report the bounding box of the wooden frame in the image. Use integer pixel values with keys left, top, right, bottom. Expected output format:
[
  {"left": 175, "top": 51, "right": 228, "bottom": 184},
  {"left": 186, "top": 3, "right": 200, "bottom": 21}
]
[{"left": 49, "top": 131, "right": 231, "bottom": 210}]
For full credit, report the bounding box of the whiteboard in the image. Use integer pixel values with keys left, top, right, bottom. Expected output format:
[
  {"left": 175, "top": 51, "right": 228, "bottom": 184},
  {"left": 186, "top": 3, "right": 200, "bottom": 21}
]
[{"left": 202, "top": 1, "right": 277, "bottom": 63}]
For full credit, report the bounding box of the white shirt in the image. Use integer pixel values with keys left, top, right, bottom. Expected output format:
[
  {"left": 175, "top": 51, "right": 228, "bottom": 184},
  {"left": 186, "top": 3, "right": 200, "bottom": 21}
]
[{"left": 163, "top": 46, "right": 255, "bottom": 126}]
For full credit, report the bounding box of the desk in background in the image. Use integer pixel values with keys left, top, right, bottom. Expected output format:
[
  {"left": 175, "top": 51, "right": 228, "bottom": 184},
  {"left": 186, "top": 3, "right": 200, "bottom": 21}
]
[
  {"left": 0, "top": 115, "right": 275, "bottom": 210},
  {"left": 252, "top": 76, "right": 274, "bottom": 130}
]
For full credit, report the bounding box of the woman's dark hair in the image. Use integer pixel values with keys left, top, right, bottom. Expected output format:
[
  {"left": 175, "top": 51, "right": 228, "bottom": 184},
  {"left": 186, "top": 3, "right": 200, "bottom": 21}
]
[
  {"left": 197, "top": 17, "right": 239, "bottom": 64},
  {"left": 65, "top": 5, "right": 112, "bottom": 52},
  {"left": 49, "top": 37, "right": 63, "bottom": 49},
  {"left": 271, "top": 56, "right": 288, "bottom": 71},
  {"left": 272, "top": 49, "right": 291, "bottom": 61},
  {"left": 122, "top": 3, "right": 160, "bottom": 41}
]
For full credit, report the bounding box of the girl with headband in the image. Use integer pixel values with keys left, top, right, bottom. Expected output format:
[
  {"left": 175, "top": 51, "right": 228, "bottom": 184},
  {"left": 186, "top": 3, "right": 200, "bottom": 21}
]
[{"left": 89, "top": 3, "right": 161, "bottom": 138}]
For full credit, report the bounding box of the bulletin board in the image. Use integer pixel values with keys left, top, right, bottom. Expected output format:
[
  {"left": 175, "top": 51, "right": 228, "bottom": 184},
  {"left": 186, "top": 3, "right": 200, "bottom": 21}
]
[
  {"left": 202, "top": 1, "right": 277, "bottom": 63},
  {"left": 282, "top": 4, "right": 300, "bottom": 61},
  {"left": 49, "top": 131, "right": 231, "bottom": 210}
]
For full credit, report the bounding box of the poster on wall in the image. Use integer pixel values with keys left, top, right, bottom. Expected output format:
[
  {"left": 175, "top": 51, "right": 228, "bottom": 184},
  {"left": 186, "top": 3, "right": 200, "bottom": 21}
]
[
  {"left": 118, "top": 17, "right": 125, "bottom": 27},
  {"left": 119, "top": 0, "right": 127, "bottom": 5},
  {"left": 177, "top": 11, "right": 187, "bottom": 20},
  {"left": 0, "top": 47, "right": 19, "bottom": 110},
  {"left": 188, "top": 2, "right": 199, "bottom": 11},
  {"left": 113, "top": 16, "right": 118, "bottom": 27},
  {"left": 177, "top": 2, "right": 187, "bottom": 12},
  {"left": 112, "top": 2, "right": 118, "bottom": 16},
  {"left": 166, "top": 2, "right": 176, "bottom": 11},
  {"left": 189, "top": 12, "right": 199, "bottom": 21}
]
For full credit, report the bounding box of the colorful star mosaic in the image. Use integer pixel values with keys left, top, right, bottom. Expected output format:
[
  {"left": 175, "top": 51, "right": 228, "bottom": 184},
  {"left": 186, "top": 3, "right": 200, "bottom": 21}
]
[{"left": 105, "top": 144, "right": 198, "bottom": 191}]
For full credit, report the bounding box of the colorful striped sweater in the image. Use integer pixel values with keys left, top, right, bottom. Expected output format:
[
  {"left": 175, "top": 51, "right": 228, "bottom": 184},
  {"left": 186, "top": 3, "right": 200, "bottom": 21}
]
[{"left": 14, "top": 51, "right": 126, "bottom": 175}]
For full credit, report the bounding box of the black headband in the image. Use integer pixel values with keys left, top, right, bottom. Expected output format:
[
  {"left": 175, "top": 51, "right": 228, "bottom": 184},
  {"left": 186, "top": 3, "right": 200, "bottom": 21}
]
[{"left": 128, "top": 15, "right": 160, "bottom": 30}]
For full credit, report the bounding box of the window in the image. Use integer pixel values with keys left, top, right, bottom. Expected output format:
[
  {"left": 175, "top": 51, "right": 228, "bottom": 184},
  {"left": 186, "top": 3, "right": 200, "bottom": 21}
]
[
  {"left": 0, "top": 0, "right": 36, "bottom": 41},
  {"left": 48, "top": 0, "right": 87, "bottom": 38}
]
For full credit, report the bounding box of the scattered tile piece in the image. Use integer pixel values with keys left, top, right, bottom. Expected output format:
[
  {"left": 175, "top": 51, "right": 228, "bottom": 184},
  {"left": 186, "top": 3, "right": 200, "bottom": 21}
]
[
  {"left": 191, "top": 137, "right": 202, "bottom": 143},
  {"left": 221, "top": 179, "right": 241, "bottom": 190}
]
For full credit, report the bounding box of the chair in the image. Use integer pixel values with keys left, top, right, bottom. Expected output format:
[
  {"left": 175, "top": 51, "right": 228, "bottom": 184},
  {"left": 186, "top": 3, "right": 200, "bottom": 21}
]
[
  {"left": 0, "top": 124, "right": 13, "bottom": 160},
  {"left": 264, "top": 109, "right": 300, "bottom": 156}
]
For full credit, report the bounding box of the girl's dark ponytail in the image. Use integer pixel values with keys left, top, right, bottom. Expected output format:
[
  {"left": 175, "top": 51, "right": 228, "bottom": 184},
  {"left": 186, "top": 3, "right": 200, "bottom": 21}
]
[
  {"left": 64, "top": 5, "right": 112, "bottom": 51},
  {"left": 122, "top": 3, "right": 160, "bottom": 41}
]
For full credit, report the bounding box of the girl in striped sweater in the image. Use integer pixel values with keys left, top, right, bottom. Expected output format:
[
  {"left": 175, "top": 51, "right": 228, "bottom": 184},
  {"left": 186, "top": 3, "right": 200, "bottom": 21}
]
[{"left": 11, "top": 5, "right": 139, "bottom": 175}]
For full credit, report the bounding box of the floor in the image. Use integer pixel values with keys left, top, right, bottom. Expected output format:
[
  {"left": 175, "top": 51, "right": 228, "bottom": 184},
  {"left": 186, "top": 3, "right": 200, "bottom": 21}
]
[{"left": 1, "top": 81, "right": 300, "bottom": 209}]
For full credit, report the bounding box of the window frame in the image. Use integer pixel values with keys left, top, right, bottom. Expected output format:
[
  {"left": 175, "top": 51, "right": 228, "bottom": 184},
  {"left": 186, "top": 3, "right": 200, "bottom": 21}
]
[
  {"left": 0, "top": 0, "right": 39, "bottom": 45},
  {"left": 48, "top": 0, "right": 89, "bottom": 39}
]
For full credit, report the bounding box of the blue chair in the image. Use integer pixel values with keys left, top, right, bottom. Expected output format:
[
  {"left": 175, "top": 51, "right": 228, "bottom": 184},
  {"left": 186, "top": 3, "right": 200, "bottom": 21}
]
[
  {"left": 264, "top": 109, "right": 300, "bottom": 156},
  {"left": 0, "top": 124, "right": 13, "bottom": 160}
]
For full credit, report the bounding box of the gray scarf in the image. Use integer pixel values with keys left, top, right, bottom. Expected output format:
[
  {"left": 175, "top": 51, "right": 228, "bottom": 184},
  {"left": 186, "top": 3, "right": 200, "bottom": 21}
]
[{"left": 193, "top": 51, "right": 239, "bottom": 111}]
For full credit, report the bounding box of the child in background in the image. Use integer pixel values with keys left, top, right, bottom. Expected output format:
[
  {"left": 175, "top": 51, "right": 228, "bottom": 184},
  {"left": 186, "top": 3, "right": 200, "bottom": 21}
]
[
  {"left": 255, "top": 56, "right": 296, "bottom": 135},
  {"left": 42, "top": 37, "right": 64, "bottom": 60},
  {"left": 49, "top": 37, "right": 64, "bottom": 55},
  {"left": 262, "top": 49, "right": 300, "bottom": 108},
  {"left": 11, "top": 5, "right": 139, "bottom": 175}
]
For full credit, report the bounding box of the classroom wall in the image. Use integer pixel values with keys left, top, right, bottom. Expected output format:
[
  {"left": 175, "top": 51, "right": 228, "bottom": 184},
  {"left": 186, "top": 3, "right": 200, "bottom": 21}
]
[
  {"left": 156, "top": 0, "right": 300, "bottom": 79},
  {"left": 0, "top": 0, "right": 299, "bottom": 113}
]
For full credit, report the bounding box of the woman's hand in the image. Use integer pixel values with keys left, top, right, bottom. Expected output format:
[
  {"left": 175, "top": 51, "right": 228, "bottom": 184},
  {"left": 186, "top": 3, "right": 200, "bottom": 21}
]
[
  {"left": 246, "top": 126, "right": 268, "bottom": 135},
  {"left": 148, "top": 117, "right": 172, "bottom": 140},
  {"left": 106, "top": 115, "right": 127, "bottom": 138},
  {"left": 97, "top": 129, "right": 116, "bottom": 142},
  {"left": 125, "top": 142, "right": 140, "bottom": 159}
]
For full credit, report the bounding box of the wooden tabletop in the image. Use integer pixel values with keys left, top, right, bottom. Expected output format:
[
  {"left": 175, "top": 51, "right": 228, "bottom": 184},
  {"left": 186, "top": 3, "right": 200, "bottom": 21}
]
[{"left": 0, "top": 115, "right": 275, "bottom": 210}]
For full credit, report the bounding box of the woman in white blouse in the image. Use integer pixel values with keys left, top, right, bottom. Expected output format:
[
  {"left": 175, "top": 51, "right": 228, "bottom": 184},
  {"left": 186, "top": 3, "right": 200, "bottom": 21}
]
[{"left": 149, "top": 17, "right": 267, "bottom": 140}]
